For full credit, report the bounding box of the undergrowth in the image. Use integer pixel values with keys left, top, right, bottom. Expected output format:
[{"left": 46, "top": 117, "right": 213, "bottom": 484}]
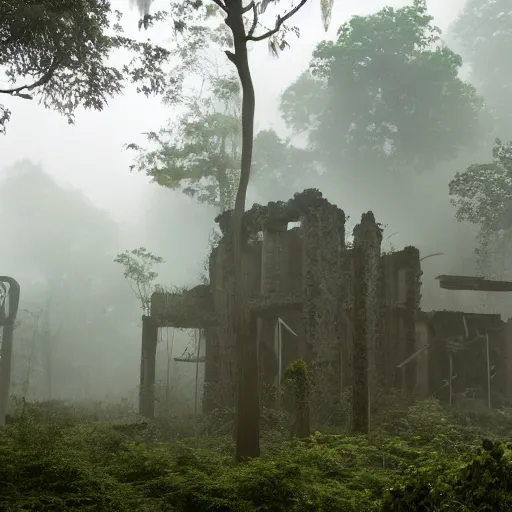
[{"left": 1, "top": 396, "right": 512, "bottom": 511}]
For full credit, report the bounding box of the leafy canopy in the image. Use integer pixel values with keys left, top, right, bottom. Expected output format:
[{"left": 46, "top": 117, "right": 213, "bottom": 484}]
[
  {"left": 127, "top": 71, "right": 242, "bottom": 211},
  {"left": 280, "top": 0, "right": 483, "bottom": 173},
  {"left": 449, "top": 139, "right": 512, "bottom": 233},
  {"left": 449, "top": 0, "right": 512, "bottom": 134},
  {"left": 251, "top": 128, "right": 316, "bottom": 201},
  {"left": 128, "top": 73, "right": 315, "bottom": 210},
  {"left": 127, "top": 0, "right": 319, "bottom": 211},
  {"left": 0, "top": 0, "right": 173, "bottom": 133}
]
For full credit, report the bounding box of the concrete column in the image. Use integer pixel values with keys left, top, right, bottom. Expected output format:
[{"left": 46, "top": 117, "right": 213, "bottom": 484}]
[
  {"left": 139, "top": 315, "right": 158, "bottom": 419},
  {"left": 352, "top": 212, "right": 382, "bottom": 434},
  {"left": 505, "top": 319, "right": 512, "bottom": 402}
]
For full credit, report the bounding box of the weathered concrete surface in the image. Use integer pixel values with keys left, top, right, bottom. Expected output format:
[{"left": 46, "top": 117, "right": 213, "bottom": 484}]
[
  {"left": 150, "top": 285, "right": 215, "bottom": 328},
  {"left": 301, "top": 198, "right": 345, "bottom": 422},
  {"left": 146, "top": 189, "right": 433, "bottom": 420},
  {"left": 425, "top": 311, "right": 505, "bottom": 406},
  {"left": 352, "top": 212, "right": 382, "bottom": 434}
]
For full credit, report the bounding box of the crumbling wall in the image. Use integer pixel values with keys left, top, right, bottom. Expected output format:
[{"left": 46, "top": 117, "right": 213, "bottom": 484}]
[
  {"left": 427, "top": 311, "right": 506, "bottom": 405},
  {"left": 201, "top": 191, "right": 423, "bottom": 418},
  {"left": 381, "top": 247, "right": 421, "bottom": 393},
  {"left": 401, "top": 247, "right": 422, "bottom": 393},
  {"left": 300, "top": 191, "right": 345, "bottom": 422}
]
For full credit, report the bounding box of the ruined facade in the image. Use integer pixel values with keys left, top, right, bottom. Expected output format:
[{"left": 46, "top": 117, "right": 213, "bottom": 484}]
[{"left": 144, "top": 190, "right": 512, "bottom": 420}]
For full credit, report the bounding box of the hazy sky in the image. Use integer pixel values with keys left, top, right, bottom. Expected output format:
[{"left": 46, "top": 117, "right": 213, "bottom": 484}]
[{"left": 1, "top": 0, "right": 467, "bottom": 223}]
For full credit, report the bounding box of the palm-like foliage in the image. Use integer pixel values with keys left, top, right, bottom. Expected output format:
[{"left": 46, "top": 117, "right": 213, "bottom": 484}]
[{"left": 131, "top": 0, "right": 334, "bottom": 33}]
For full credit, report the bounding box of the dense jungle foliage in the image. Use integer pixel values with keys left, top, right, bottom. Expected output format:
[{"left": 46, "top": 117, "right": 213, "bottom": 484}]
[
  {"left": 2, "top": 395, "right": 512, "bottom": 511},
  {"left": 3, "top": 0, "right": 512, "bottom": 510}
]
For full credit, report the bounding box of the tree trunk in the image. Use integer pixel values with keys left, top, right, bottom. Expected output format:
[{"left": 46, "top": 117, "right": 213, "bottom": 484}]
[
  {"left": 217, "top": 134, "right": 229, "bottom": 211},
  {"left": 139, "top": 314, "right": 158, "bottom": 419},
  {"left": 224, "top": 0, "right": 260, "bottom": 461},
  {"left": 0, "top": 277, "right": 20, "bottom": 427}
]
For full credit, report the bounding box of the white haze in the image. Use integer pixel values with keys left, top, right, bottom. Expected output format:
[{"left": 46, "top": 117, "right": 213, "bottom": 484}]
[{"left": 0, "top": 0, "right": 498, "bottom": 405}]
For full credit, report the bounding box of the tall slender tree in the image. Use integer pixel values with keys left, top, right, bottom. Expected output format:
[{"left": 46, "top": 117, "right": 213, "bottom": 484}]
[
  {"left": 133, "top": 0, "right": 335, "bottom": 461},
  {"left": 127, "top": 71, "right": 314, "bottom": 211}
]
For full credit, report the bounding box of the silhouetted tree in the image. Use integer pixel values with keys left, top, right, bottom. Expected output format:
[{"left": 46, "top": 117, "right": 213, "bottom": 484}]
[{"left": 132, "top": 0, "right": 336, "bottom": 461}]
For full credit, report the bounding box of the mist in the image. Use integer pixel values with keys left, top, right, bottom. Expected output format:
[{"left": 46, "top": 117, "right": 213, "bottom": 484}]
[{"left": 1, "top": 0, "right": 510, "bottom": 408}]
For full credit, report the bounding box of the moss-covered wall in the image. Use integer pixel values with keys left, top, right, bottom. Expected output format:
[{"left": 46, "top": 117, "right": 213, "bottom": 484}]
[
  {"left": 203, "top": 191, "right": 425, "bottom": 415},
  {"left": 152, "top": 189, "right": 511, "bottom": 416},
  {"left": 300, "top": 197, "right": 345, "bottom": 422}
]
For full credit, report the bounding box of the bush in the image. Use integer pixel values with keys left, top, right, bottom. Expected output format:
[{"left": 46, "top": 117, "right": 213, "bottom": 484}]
[
  {"left": 1, "top": 398, "right": 511, "bottom": 511},
  {"left": 382, "top": 440, "right": 512, "bottom": 511}
]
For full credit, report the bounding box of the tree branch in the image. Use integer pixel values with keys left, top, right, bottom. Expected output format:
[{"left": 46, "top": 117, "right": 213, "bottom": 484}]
[
  {"left": 224, "top": 50, "right": 236, "bottom": 65},
  {"left": 247, "top": 1, "right": 258, "bottom": 38},
  {"left": 212, "top": 0, "right": 228, "bottom": 13},
  {"left": 242, "top": 1, "right": 254, "bottom": 14},
  {"left": 0, "top": 53, "right": 60, "bottom": 97},
  {"left": 246, "top": 0, "right": 309, "bottom": 41}
]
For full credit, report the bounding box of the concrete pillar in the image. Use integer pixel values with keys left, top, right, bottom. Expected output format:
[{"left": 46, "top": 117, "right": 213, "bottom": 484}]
[
  {"left": 505, "top": 319, "right": 512, "bottom": 402},
  {"left": 301, "top": 202, "right": 345, "bottom": 424},
  {"left": 139, "top": 315, "right": 158, "bottom": 419},
  {"left": 352, "top": 212, "right": 382, "bottom": 434}
]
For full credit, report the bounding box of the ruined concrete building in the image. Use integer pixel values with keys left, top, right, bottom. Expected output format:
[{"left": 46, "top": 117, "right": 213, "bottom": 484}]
[{"left": 140, "top": 189, "right": 512, "bottom": 422}]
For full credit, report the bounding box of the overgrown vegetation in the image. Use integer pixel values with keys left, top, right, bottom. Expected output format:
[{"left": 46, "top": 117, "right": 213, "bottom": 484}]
[
  {"left": 2, "top": 395, "right": 512, "bottom": 511},
  {"left": 449, "top": 139, "right": 512, "bottom": 274},
  {"left": 3, "top": 0, "right": 512, "bottom": 510},
  {"left": 114, "top": 247, "right": 164, "bottom": 316}
]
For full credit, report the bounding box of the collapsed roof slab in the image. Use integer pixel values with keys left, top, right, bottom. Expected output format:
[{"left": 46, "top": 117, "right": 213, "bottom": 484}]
[
  {"left": 150, "top": 284, "right": 216, "bottom": 329},
  {"left": 436, "top": 275, "right": 512, "bottom": 292}
]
